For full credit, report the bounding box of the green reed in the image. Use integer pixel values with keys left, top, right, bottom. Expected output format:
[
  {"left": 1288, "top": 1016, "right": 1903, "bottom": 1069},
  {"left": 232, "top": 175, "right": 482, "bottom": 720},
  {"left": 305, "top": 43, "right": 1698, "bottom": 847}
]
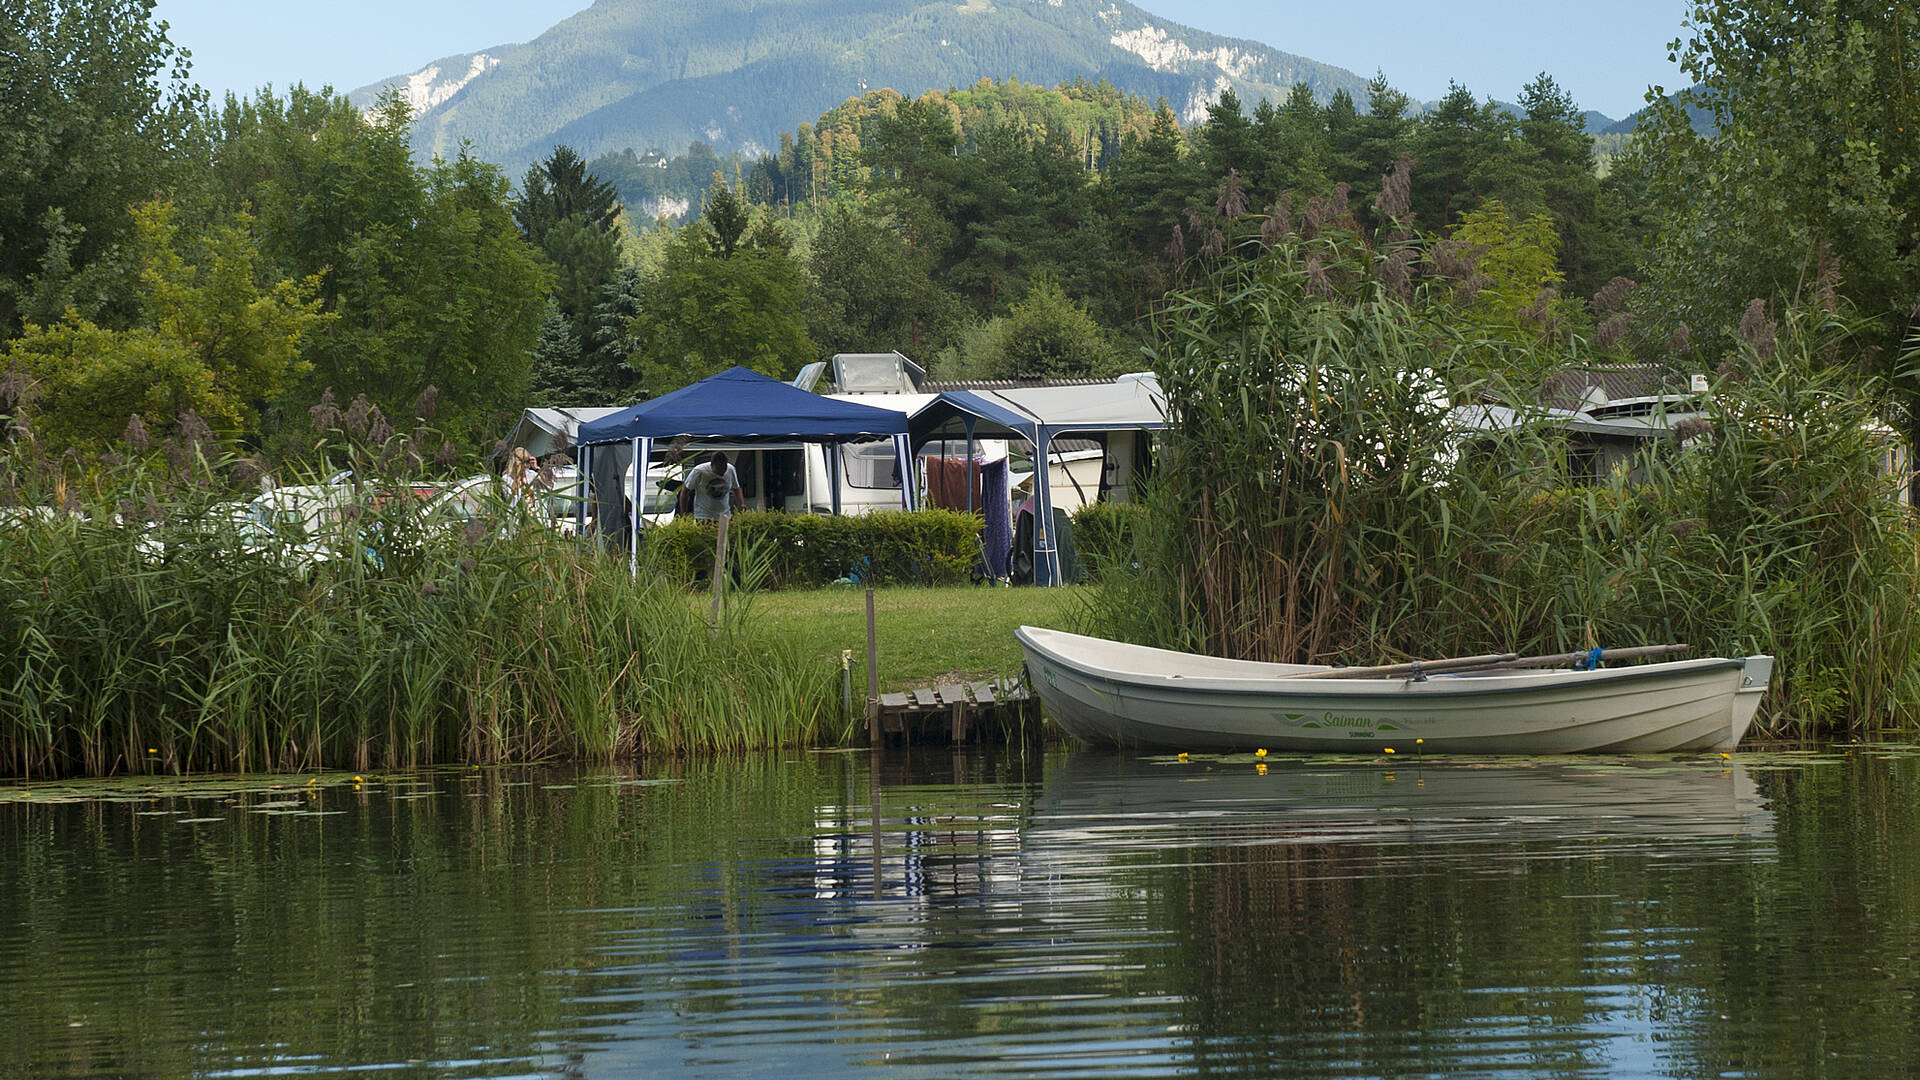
[
  {"left": 1084, "top": 236, "right": 1920, "bottom": 737},
  {"left": 0, "top": 436, "right": 844, "bottom": 779}
]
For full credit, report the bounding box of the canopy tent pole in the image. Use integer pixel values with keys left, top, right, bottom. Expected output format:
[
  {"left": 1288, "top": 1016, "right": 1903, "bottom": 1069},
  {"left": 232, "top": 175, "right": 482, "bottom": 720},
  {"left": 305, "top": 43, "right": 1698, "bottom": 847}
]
[
  {"left": 963, "top": 418, "right": 976, "bottom": 516},
  {"left": 828, "top": 443, "right": 843, "bottom": 516},
  {"left": 892, "top": 433, "right": 915, "bottom": 510},
  {"left": 630, "top": 436, "right": 649, "bottom": 575},
  {"left": 577, "top": 443, "right": 591, "bottom": 539},
  {"left": 1033, "top": 428, "right": 1057, "bottom": 587}
]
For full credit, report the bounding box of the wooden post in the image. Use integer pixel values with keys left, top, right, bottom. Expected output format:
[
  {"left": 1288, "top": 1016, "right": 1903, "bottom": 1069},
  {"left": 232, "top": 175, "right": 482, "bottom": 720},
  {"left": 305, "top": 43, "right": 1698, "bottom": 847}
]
[
  {"left": 865, "top": 588, "right": 880, "bottom": 744},
  {"left": 708, "top": 511, "right": 730, "bottom": 632}
]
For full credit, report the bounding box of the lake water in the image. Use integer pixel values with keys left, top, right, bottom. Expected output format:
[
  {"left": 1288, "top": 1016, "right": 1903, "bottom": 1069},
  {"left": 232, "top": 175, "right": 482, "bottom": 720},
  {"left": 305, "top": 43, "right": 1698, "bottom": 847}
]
[{"left": 4, "top": 746, "right": 1918, "bottom": 1078}]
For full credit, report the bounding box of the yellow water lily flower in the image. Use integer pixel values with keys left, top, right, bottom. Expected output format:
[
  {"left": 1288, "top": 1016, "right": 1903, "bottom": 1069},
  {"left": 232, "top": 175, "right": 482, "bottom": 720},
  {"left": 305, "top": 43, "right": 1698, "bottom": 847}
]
[{"left": 1255, "top": 748, "right": 1267, "bottom": 758}]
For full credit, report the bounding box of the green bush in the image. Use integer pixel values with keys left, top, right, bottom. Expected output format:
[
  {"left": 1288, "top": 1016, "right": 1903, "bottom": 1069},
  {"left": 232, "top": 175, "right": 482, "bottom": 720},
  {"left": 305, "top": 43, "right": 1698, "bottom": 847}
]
[
  {"left": 1069, "top": 501, "right": 1145, "bottom": 582},
  {"left": 643, "top": 508, "right": 985, "bottom": 588}
]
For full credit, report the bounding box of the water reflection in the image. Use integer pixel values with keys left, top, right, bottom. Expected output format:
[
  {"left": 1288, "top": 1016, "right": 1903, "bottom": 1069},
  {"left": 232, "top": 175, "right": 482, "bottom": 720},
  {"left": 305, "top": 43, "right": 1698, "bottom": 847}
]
[
  {"left": 1030, "top": 752, "right": 1772, "bottom": 853},
  {"left": 8, "top": 749, "right": 1920, "bottom": 1077}
]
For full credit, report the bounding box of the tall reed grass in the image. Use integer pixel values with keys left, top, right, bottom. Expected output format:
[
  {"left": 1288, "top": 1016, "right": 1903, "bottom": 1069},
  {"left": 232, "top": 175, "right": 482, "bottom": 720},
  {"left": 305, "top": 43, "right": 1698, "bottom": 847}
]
[
  {"left": 0, "top": 430, "right": 845, "bottom": 779},
  {"left": 1086, "top": 233, "right": 1920, "bottom": 737}
]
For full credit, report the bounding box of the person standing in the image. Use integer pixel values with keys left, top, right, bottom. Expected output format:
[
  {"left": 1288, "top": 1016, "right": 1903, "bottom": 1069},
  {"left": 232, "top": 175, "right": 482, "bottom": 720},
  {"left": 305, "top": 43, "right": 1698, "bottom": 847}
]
[{"left": 683, "top": 451, "right": 744, "bottom": 522}]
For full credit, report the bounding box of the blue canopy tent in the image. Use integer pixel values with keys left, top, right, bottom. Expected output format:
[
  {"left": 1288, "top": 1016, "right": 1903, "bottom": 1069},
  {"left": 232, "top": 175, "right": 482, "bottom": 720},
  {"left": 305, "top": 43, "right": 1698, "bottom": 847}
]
[
  {"left": 910, "top": 377, "right": 1165, "bottom": 586},
  {"left": 574, "top": 366, "right": 916, "bottom": 570}
]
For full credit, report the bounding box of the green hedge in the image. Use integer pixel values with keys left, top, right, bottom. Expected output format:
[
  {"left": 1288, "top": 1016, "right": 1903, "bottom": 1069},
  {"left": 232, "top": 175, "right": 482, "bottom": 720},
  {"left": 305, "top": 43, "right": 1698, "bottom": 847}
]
[
  {"left": 643, "top": 509, "right": 985, "bottom": 588},
  {"left": 1070, "top": 501, "right": 1145, "bottom": 582}
]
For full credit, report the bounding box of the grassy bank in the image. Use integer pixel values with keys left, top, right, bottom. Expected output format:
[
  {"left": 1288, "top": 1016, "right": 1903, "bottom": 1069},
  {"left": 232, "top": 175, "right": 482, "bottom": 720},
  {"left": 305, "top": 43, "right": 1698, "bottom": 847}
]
[
  {"left": 0, "top": 417, "right": 1092, "bottom": 778},
  {"left": 0, "top": 440, "right": 857, "bottom": 779},
  {"left": 732, "top": 585, "right": 1091, "bottom": 689}
]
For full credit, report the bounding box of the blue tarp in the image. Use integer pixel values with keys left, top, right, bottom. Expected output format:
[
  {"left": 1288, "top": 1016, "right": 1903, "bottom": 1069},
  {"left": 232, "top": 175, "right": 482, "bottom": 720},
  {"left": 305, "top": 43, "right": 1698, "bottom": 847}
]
[{"left": 576, "top": 366, "right": 909, "bottom": 445}]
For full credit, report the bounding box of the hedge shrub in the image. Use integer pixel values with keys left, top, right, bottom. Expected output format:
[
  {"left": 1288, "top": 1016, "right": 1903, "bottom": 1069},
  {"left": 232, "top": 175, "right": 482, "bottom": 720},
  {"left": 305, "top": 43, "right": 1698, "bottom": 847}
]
[
  {"left": 1070, "top": 501, "right": 1144, "bottom": 582},
  {"left": 644, "top": 509, "right": 985, "bottom": 588}
]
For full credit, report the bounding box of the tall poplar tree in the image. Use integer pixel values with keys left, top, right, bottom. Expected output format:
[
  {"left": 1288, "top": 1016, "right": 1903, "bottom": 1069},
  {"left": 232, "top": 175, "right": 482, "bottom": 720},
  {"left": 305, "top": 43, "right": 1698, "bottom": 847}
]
[
  {"left": 1637, "top": 1, "right": 1920, "bottom": 359},
  {"left": 1635, "top": 0, "right": 1920, "bottom": 495},
  {"left": 208, "top": 90, "right": 550, "bottom": 445},
  {"left": 0, "top": 0, "right": 201, "bottom": 337}
]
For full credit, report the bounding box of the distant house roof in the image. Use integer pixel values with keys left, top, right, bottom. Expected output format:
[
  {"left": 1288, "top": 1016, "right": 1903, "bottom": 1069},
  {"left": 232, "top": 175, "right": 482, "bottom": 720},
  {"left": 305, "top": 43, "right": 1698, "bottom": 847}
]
[
  {"left": 1453, "top": 396, "right": 1711, "bottom": 443},
  {"left": 924, "top": 376, "right": 1141, "bottom": 391}
]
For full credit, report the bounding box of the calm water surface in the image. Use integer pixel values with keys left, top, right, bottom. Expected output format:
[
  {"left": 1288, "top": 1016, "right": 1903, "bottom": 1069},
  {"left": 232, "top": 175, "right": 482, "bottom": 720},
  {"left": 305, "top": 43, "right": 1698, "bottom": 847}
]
[{"left": 4, "top": 747, "right": 1919, "bottom": 1078}]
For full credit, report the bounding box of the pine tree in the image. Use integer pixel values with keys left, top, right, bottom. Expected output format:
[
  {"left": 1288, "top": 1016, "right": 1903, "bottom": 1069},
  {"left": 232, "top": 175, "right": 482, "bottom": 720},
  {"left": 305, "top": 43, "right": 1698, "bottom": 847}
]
[{"left": 701, "top": 173, "right": 751, "bottom": 258}]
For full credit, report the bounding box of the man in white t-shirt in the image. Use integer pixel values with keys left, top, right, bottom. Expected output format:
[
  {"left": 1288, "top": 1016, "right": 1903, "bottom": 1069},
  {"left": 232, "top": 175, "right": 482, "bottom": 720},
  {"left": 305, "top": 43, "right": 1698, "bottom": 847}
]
[{"left": 683, "top": 451, "right": 744, "bottom": 522}]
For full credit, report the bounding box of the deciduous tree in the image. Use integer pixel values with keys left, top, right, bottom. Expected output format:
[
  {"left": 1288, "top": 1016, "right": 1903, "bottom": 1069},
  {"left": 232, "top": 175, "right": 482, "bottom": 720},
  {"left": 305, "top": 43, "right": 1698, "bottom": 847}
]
[
  {"left": 1635, "top": 1, "right": 1920, "bottom": 372},
  {"left": 2, "top": 201, "right": 324, "bottom": 452},
  {"left": 207, "top": 90, "right": 550, "bottom": 446},
  {"left": 629, "top": 208, "right": 814, "bottom": 394},
  {"left": 0, "top": 0, "right": 201, "bottom": 337}
]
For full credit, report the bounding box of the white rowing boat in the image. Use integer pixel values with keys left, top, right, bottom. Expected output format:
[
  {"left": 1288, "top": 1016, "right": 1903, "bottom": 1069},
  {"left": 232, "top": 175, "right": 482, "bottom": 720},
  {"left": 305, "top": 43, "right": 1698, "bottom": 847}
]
[{"left": 1015, "top": 626, "right": 1773, "bottom": 754}]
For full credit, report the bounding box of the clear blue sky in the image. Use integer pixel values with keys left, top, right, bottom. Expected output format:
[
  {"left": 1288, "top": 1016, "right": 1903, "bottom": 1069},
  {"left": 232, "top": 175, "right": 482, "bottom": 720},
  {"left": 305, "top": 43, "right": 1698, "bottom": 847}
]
[{"left": 153, "top": 0, "right": 1689, "bottom": 121}]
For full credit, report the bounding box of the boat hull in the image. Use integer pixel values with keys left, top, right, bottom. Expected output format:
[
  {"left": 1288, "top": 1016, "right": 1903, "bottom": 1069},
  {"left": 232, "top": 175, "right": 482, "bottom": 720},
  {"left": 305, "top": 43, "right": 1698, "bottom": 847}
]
[{"left": 1016, "top": 626, "right": 1772, "bottom": 754}]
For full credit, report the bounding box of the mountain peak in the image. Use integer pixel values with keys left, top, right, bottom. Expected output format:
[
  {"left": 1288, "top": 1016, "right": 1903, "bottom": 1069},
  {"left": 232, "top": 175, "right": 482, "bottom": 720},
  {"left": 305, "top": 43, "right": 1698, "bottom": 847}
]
[{"left": 350, "top": 0, "right": 1374, "bottom": 169}]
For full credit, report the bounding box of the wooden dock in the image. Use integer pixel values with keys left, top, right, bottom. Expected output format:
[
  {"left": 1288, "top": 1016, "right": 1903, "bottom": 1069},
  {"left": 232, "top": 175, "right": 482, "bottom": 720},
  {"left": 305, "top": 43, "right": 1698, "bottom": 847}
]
[{"left": 871, "top": 676, "right": 1037, "bottom": 746}]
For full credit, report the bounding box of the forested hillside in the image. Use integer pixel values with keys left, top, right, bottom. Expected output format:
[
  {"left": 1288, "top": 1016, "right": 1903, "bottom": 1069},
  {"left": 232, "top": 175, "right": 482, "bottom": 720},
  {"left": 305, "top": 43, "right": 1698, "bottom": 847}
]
[
  {"left": 349, "top": 0, "right": 1373, "bottom": 169},
  {"left": 574, "top": 70, "right": 1648, "bottom": 376}
]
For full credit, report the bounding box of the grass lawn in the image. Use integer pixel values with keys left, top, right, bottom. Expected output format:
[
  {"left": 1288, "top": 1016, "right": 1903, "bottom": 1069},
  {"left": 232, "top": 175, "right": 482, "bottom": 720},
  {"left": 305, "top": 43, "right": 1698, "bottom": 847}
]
[{"left": 728, "top": 585, "right": 1094, "bottom": 690}]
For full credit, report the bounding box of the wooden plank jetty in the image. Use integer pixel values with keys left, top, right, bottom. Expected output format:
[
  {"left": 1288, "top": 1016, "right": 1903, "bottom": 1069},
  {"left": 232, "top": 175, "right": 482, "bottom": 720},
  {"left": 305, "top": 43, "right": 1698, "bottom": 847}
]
[{"left": 871, "top": 676, "right": 1036, "bottom": 746}]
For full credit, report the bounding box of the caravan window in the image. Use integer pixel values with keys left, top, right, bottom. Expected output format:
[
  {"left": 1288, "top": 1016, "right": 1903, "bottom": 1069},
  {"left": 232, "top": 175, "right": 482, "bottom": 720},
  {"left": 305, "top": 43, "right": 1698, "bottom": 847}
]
[{"left": 840, "top": 440, "right": 902, "bottom": 490}]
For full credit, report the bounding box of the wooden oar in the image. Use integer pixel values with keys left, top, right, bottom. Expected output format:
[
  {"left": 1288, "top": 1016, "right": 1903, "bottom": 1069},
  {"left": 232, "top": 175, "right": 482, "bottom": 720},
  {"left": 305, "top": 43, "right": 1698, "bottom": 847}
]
[
  {"left": 1486, "top": 643, "right": 1692, "bottom": 670},
  {"left": 1281, "top": 652, "right": 1518, "bottom": 680},
  {"left": 1281, "top": 643, "right": 1692, "bottom": 681}
]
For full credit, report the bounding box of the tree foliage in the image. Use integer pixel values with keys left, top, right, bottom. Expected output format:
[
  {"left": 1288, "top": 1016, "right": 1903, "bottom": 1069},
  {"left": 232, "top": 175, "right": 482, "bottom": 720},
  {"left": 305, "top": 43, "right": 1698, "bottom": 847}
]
[
  {"left": 935, "top": 278, "right": 1132, "bottom": 381},
  {"left": 0, "top": 0, "right": 201, "bottom": 336},
  {"left": 205, "top": 90, "right": 551, "bottom": 445},
  {"left": 1635, "top": 1, "right": 1920, "bottom": 369},
  {"left": 2, "top": 202, "right": 324, "bottom": 452},
  {"left": 806, "top": 204, "right": 963, "bottom": 357},
  {"left": 1443, "top": 200, "right": 1572, "bottom": 354},
  {"left": 582, "top": 74, "right": 1647, "bottom": 362},
  {"left": 515, "top": 145, "right": 622, "bottom": 242},
  {"left": 628, "top": 194, "right": 814, "bottom": 394}
]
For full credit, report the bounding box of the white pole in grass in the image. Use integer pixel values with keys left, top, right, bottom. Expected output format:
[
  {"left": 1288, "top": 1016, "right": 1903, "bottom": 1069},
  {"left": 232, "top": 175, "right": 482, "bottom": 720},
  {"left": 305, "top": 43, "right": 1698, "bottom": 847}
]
[{"left": 709, "top": 507, "right": 730, "bottom": 634}]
